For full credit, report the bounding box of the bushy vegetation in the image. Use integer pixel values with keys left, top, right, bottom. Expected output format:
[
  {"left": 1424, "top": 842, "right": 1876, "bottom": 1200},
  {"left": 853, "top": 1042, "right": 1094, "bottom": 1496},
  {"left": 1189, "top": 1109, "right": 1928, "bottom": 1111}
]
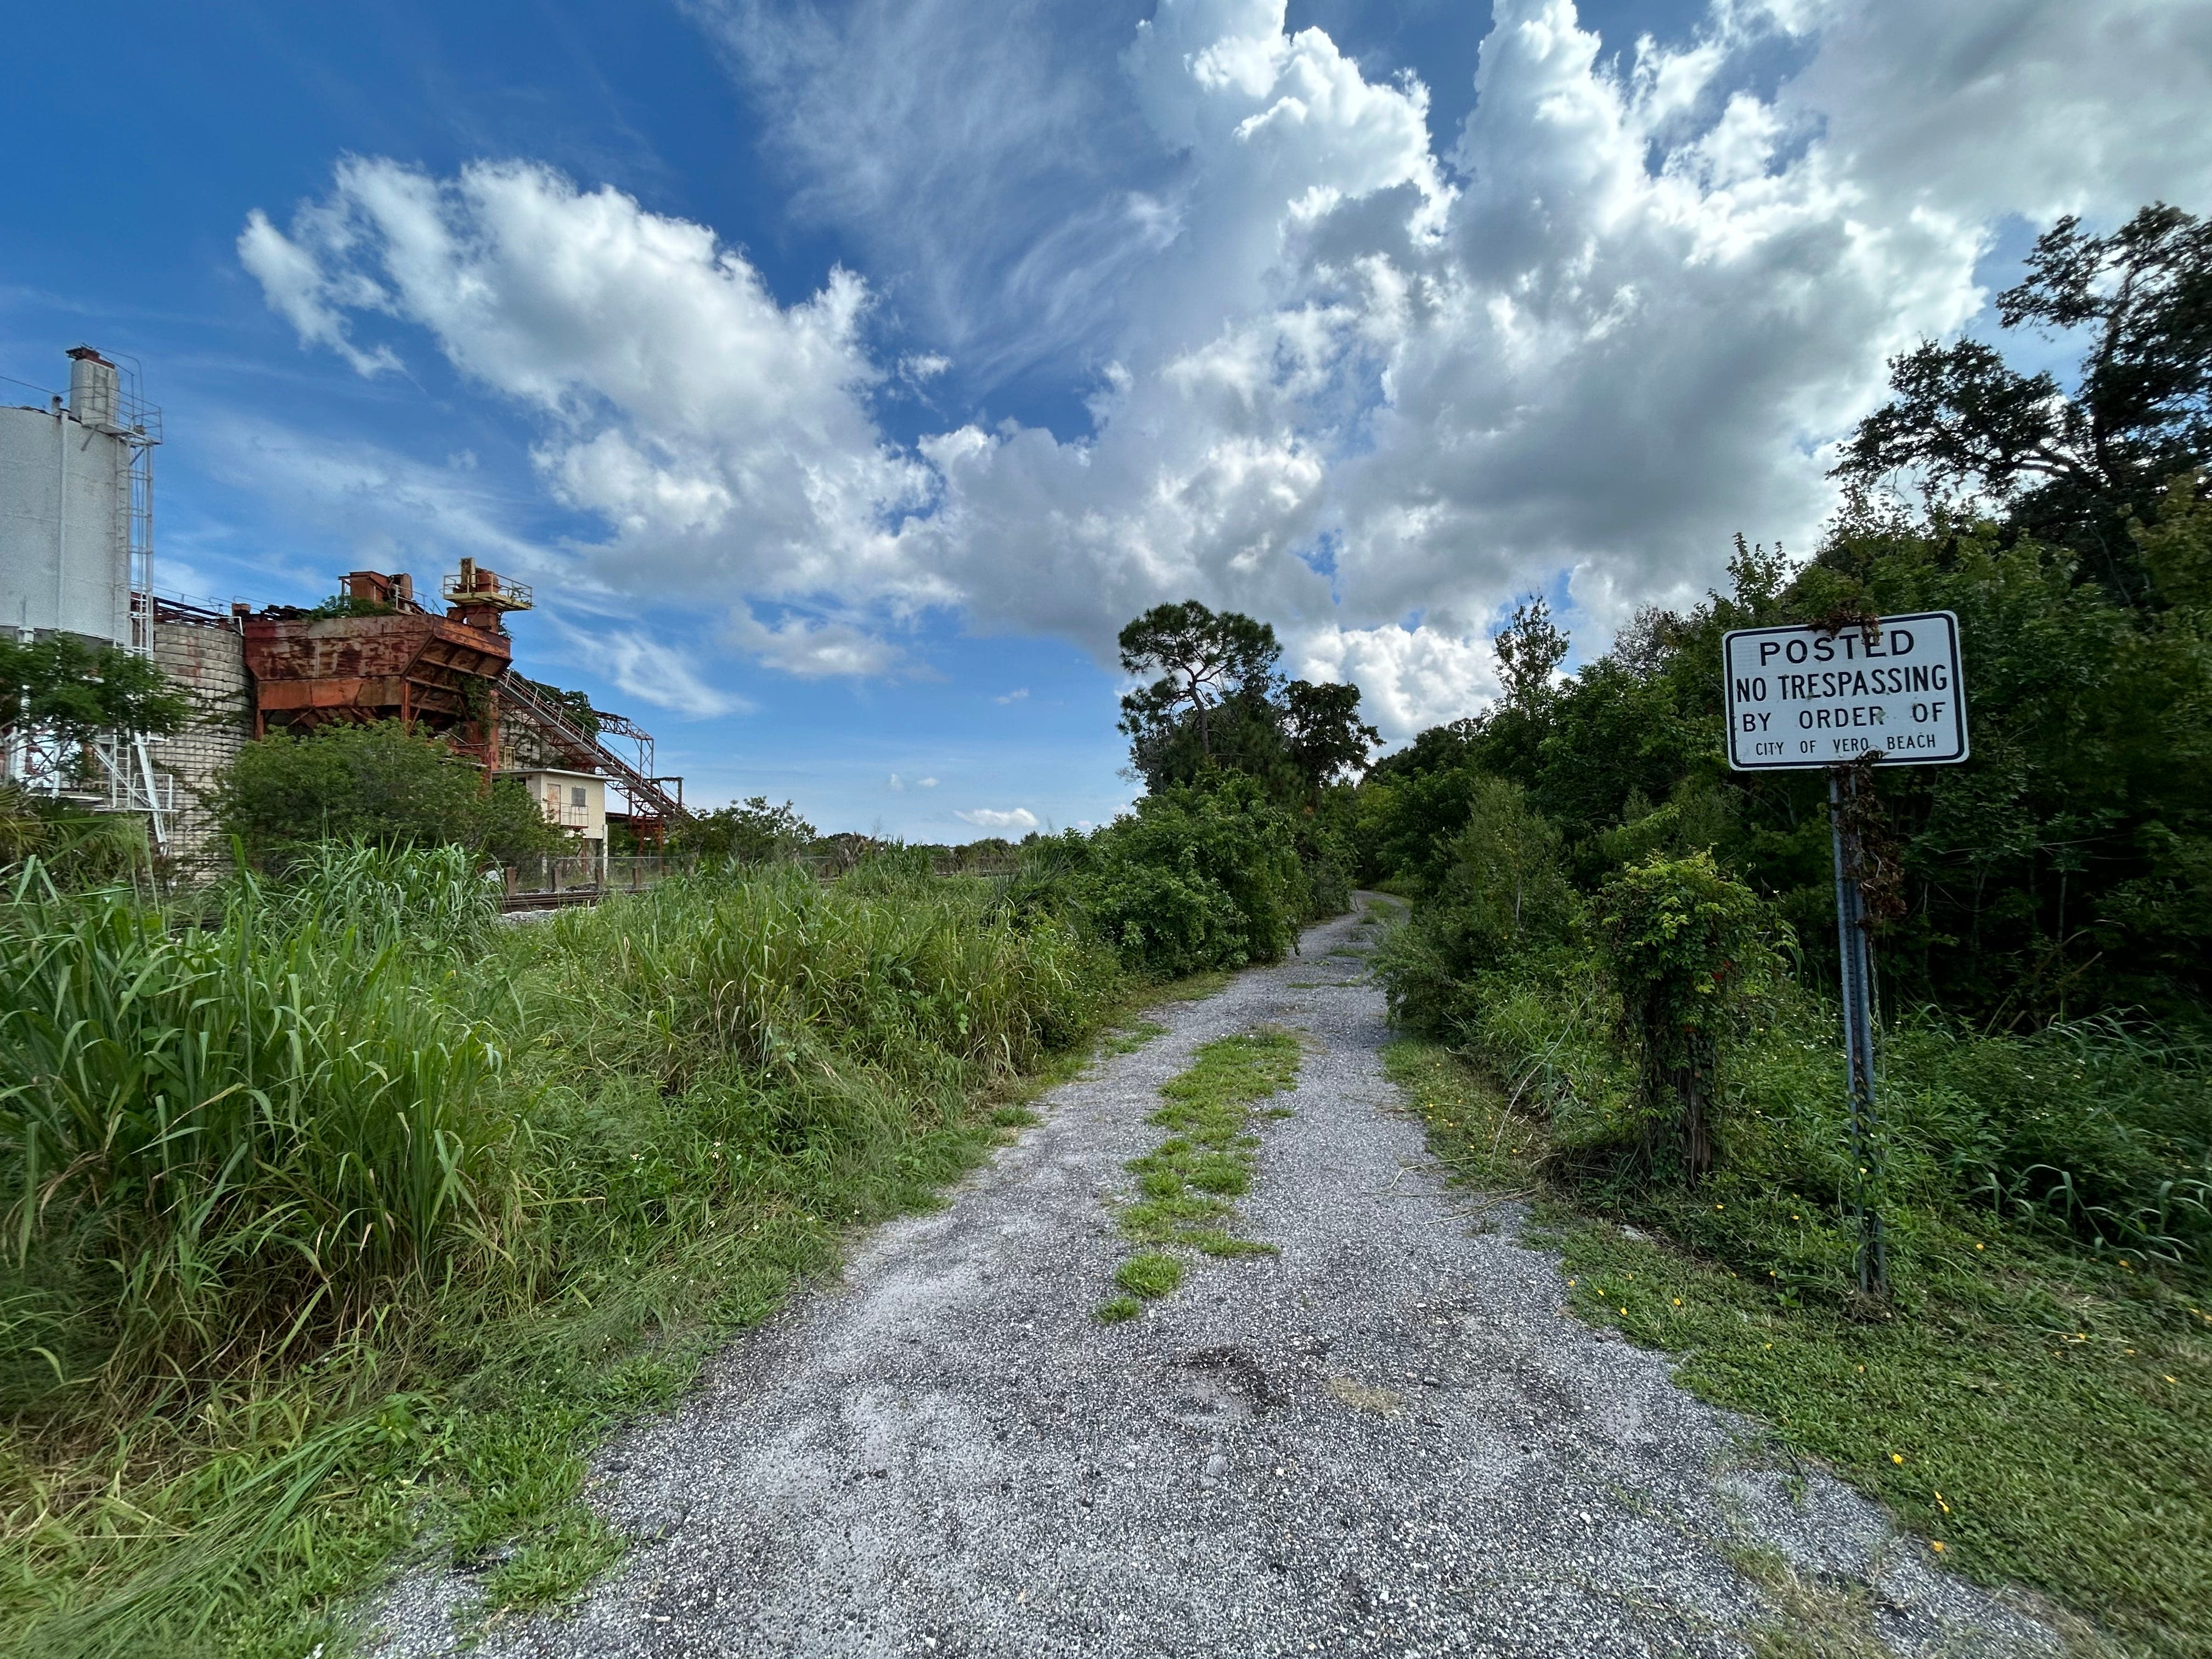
[
  {"left": 667, "top": 795, "right": 814, "bottom": 864},
  {"left": 985, "top": 597, "right": 1375, "bottom": 978},
  {"left": 1037, "top": 777, "right": 1315, "bottom": 975},
  {"left": 1370, "top": 203, "right": 2212, "bottom": 1656},
  {"left": 0, "top": 847, "right": 1124, "bottom": 1656},
  {"left": 211, "top": 721, "right": 569, "bottom": 870}
]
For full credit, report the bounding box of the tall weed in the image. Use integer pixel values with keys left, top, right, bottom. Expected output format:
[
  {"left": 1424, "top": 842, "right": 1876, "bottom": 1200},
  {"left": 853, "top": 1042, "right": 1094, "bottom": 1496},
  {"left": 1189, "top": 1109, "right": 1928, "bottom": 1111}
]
[
  {"left": 3, "top": 853, "right": 1123, "bottom": 1656},
  {"left": 0, "top": 863, "right": 513, "bottom": 1407}
]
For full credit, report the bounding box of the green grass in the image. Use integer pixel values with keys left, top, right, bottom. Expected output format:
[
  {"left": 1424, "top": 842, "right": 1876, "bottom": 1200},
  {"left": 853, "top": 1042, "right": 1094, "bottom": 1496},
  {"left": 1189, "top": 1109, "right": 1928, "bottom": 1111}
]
[
  {"left": 1095, "top": 1295, "right": 1142, "bottom": 1324},
  {"left": 1101, "top": 1030, "right": 1301, "bottom": 1305},
  {"left": 1104, "top": 1018, "right": 1170, "bottom": 1054},
  {"left": 0, "top": 851, "right": 1149, "bottom": 1658},
  {"left": 1114, "top": 1251, "right": 1183, "bottom": 1299},
  {"left": 1386, "top": 1037, "right": 2211, "bottom": 1659}
]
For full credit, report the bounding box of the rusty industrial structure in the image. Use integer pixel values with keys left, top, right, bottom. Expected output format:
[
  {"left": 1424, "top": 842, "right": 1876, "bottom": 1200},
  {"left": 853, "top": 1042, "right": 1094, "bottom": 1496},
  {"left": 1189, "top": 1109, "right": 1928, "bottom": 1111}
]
[
  {"left": 232, "top": 556, "right": 692, "bottom": 847},
  {"left": 241, "top": 562, "right": 518, "bottom": 759},
  {"left": 6, "top": 342, "right": 696, "bottom": 864},
  {"left": 234, "top": 562, "right": 690, "bottom": 845}
]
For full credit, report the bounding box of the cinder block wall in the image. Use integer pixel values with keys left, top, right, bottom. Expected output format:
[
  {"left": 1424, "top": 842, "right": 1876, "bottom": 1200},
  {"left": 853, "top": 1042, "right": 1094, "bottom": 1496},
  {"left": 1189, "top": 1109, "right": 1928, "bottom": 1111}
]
[{"left": 152, "top": 617, "right": 251, "bottom": 867}]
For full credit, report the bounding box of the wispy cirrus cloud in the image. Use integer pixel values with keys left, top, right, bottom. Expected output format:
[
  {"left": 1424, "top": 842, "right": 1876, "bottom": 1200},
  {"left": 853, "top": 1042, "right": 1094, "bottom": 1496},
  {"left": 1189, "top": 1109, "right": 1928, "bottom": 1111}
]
[{"left": 549, "top": 619, "right": 748, "bottom": 718}]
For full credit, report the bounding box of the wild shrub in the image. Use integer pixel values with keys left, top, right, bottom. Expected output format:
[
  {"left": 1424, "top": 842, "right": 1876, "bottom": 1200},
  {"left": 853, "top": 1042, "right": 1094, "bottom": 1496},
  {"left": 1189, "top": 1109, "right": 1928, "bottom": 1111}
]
[
  {"left": 210, "top": 721, "right": 567, "bottom": 870},
  {"left": 1066, "top": 777, "right": 1312, "bottom": 975},
  {"left": 1593, "top": 852, "right": 1778, "bottom": 1183},
  {"left": 1376, "top": 777, "right": 1578, "bottom": 1037}
]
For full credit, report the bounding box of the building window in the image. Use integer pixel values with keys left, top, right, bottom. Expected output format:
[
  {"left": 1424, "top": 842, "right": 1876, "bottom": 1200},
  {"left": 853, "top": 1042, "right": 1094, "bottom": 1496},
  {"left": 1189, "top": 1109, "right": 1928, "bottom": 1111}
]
[{"left": 571, "top": 786, "right": 587, "bottom": 808}]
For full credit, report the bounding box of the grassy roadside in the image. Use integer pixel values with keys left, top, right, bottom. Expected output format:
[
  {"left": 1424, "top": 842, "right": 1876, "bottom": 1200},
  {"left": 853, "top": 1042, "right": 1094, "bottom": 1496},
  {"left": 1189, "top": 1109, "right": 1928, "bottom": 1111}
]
[
  {"left": 1384, "top": 1038, "right": 2212, "bottom": 1659},
  {"left": 1, "top": 862, "right": 1215, "bottom": 1659},
  {"left": 1098, "top": 1029, "right": 1302, "bottom": 1322}
]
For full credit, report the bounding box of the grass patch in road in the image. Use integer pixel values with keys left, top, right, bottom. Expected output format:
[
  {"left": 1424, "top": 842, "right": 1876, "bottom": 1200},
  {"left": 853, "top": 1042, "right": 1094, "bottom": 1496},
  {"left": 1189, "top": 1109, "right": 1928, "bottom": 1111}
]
[
  {"left": 1102, "top": 1030, "right": 1301, "bottom": 1312},
  {"left": 1115, "top": 1251, "right": 1184, "bottom": 1300},
  {"left": 1385, "top": 1037, "right": 2211, "bottom": 1659},
  {"left": 1104, "top": 1018, "right": 1170, "bottom": 1054},
  {"left": 1096, "top": 1295, "right": 1143, "bottom": 1324}
]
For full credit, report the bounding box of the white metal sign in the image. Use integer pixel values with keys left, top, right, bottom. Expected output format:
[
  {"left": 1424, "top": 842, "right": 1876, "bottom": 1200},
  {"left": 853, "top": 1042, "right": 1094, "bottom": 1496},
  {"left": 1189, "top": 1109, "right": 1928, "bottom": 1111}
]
[{"left": 1723, "top": 611, "right": 1968, "bottom": 770}]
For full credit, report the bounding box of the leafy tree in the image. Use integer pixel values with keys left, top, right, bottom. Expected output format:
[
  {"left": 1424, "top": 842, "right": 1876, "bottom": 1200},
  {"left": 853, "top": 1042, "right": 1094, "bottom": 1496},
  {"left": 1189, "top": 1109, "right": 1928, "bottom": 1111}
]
[
  {"left": 0, "top": 634, "right": 190, "bottom": 747},
  {"left": 1493, "top": 594, "right": 1569, "bottom": 711},
  {"left": 1118, "top": 601, "right": 1282, "bottom": 766},
  {"left": 211, "top": 721, "right": 568, "bottom": 869},
  {"left": 1280, "top": 679, "right": 1382, "bottom": 792},
  {"left": 1837, "top": 202, "right": 2212, "bottom": 592},
  {"left": 1116, "top": 600, "right": 1380, "bottom": 802},
  {"left": 670, "top": 797, "right": 815, "bottom": 864}
]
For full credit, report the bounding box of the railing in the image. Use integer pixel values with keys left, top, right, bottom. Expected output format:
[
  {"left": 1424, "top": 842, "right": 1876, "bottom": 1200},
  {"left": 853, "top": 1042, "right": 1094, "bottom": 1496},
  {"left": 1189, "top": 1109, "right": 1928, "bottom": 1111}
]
[
  {"left": 493, "top": 850, "right": 1028, "bottom": 912},
  {"left": 497, "top": 853, "right": 695, "bottom": 911},
  {"left": 497, "top": 673, "right": 690, "bottom": 827}
]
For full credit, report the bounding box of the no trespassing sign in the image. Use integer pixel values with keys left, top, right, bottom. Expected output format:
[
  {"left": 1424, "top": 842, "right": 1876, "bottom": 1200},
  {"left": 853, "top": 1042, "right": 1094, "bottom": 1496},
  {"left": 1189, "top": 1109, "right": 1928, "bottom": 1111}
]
[{"left": 1722, "top": 611, "right": 1969, "bottom": 771}]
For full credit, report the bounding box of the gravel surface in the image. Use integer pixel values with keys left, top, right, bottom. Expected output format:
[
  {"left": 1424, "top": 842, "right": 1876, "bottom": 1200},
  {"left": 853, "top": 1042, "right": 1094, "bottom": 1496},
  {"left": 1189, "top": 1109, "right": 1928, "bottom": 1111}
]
[{"left": 371, "top": 897, "right": 2058, "bottom": 1658}]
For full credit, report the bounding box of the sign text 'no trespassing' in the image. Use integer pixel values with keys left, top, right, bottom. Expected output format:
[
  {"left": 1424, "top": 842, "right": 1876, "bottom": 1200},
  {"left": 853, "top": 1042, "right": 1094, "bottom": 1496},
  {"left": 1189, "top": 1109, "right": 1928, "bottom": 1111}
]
[{"left": 1722, "top": 611, "right": 1968, "bottom": 771}]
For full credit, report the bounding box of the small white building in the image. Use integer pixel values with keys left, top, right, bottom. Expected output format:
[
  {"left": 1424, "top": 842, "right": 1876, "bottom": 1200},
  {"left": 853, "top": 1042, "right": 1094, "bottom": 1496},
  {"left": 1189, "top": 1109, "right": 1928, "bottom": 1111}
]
[{"left": 507, "top": 767, "right": 607, "bottom": 856}]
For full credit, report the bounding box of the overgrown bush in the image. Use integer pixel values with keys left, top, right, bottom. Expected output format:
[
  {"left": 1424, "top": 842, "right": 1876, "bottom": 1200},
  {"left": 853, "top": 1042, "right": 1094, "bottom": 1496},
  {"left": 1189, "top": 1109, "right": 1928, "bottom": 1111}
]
[
  {"left": 1594, "top": 852, "right": 1779, "bottom": 1183},
  {"left": 1063, "top": 777, "right": 1313, "bottom": 975},
  {"left": 1390, "top": 932, "right": 2212, "bottom": 1284},
  {"left": 210, "top": 721, "right": 568, "bottom": 870},
  {"left": 1376, "top": 776, "right": 1579, "bottom": 1037}
]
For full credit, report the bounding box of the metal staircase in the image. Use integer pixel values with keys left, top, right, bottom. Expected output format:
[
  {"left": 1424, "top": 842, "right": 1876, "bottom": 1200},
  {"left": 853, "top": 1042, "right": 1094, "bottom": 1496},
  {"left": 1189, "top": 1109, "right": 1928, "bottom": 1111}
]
[{"left": 496, "top": 673, "right": 691, "bottom": 832}]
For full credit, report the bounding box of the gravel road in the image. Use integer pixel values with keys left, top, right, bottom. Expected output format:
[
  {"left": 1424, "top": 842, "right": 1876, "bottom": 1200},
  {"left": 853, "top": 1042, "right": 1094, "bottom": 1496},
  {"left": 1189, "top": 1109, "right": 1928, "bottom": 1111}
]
[{"left": 373, "top": 896, "right": 2058, "bottom": 1658}]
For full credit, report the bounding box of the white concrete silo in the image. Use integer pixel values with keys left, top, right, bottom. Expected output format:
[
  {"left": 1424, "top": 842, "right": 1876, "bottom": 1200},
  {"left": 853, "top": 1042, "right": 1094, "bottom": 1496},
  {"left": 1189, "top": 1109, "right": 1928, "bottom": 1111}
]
[
  {"left": 0, "top": 346, "right": 149, "bottom": 646},
  {"left": 1, "top": 346, "right": 177, "bottom": 853}
]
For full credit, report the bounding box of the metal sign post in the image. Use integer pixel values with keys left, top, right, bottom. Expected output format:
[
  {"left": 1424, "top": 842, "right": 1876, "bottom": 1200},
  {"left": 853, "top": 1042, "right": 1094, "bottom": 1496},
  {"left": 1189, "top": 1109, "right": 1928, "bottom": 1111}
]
[{"left": 1722, "top": 612, "right": 1971, "bottom": 1298}]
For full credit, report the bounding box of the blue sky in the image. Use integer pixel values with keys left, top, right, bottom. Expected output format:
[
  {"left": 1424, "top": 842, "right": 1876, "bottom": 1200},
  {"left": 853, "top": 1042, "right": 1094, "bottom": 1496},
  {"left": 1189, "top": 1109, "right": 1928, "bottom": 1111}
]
[{"left": 3, "top": 1, "right": 2205, "bottom": 838}]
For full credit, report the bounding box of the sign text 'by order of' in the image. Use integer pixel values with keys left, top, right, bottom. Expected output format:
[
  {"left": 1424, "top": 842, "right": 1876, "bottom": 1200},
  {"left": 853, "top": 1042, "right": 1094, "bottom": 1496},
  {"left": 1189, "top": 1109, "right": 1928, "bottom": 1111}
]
[{"left": 1722, "top": 611, "right": 1968, "bottom": 771}]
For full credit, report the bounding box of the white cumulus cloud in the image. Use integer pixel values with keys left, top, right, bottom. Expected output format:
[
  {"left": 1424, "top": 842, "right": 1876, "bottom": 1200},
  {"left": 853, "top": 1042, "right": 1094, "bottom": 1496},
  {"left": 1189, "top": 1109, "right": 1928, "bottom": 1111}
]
[
  {"left": 956, "top": 806, "right": 1040, "bottom": 831},
  {"left": 241, "top": 0, "right": 2212, "bottom": 739},
  {"left": 729, "top": 610, "right": 917, "bottom": 678}
]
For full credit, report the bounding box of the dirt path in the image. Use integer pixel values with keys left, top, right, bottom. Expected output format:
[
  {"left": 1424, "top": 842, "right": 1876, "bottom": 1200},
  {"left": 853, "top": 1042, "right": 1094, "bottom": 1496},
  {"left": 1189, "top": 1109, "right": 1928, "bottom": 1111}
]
[{"left": 374, "top": 897, "right": 2056, "bottom": 1658}]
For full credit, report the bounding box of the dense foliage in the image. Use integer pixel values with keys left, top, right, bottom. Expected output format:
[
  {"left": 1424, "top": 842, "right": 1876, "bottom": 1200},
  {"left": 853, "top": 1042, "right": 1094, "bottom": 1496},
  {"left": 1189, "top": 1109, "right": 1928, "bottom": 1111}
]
[
  {"left": 0, "top": 633, "right": 192, "bottom": 751},
  {"left": 1, "top": 849, "right": 1121, "bottom": 1654},
  {"left": 1372, "top": 204, "right": 2212, "bottom": 1298},
  {"left": 1040, "top": 777, "right": 1314, "bottom": 976},
  {"left": 210, "top": 720, "right": 570, "bottom": 870},
  {"left": 1364, "top": 491, "right": 2212, "bottom": 1021},
  {"left": 669, "top": 795, "right": 815, "bottom": 864}
]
